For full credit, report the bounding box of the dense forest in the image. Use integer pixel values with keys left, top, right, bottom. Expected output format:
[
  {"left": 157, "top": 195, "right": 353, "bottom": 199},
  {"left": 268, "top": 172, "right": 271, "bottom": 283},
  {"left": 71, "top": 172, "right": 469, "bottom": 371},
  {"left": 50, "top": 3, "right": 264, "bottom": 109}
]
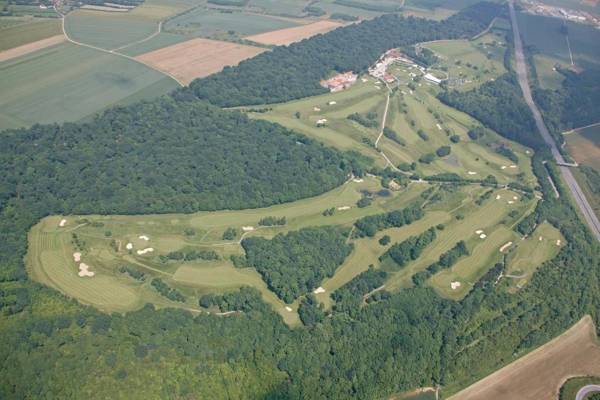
[
  {"left": 187, "top": 2, "right": 503, "bottom": 106},
  {"left": 241, "top": 226, "right": 353, "bottom": 303},
  {"left": 1, "top": 2, "right": 600, "bottom": 399}
]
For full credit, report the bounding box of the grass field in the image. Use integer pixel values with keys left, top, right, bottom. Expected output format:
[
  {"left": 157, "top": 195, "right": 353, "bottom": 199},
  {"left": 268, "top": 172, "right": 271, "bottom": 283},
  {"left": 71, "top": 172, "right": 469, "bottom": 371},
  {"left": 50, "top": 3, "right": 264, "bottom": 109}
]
[
  {"left": 135, "top": 37, "right": 265, "bottom": 84},
  {"left": 0, "top": 17, "right": 61, "bottom": 52},
  {"left": 164, "top": 7, "right": 300, "bottom": 38},
  {"left": 252, "top": 68, "right": 536, "bottom": 185},
  {"left": 0, "top": 35, "right": 65, "bottom": 63},
  {"left": 533, "top": 53, "right": 565, "bottom": 90},
  {"left": 247, "top": 0, "right": 309, "bottom": 17},
  {"left": 0, "top": 43, "right": 178, "bottom": 130},
  {"left": 447, "top": 315, "right": 600, "bottom": 400},
  {"left": 505, "top": 221, "right": 563, "bottom": 289},
  {"left": 565, "top": 124, "right": 600, "bottom": 170},
  {"left": 244, "top": 20, "right": 343, "bottom": 45}
]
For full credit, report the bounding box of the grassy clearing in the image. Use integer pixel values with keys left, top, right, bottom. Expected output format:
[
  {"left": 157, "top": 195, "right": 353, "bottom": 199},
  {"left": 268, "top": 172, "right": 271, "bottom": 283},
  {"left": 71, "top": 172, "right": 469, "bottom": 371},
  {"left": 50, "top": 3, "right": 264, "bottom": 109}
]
[
  {"left": 533, "top": 54, "right": 565, "bottom": 90},
  {"left": 447, "top": 315, "right": 600, "bottom": 399},
  {"left": 559, "top": 376, "right": 600, "bottom": 400},
  {"left": 0, "top": 17, "right": 61, "bottom": 51},
  {"left": 0, "top": 43, "right": 178, "bottom": 130},
  {"left": 565, "top": 124, "right": 600, "bottom": 170},
  {"left": 165, "top": 7, "right": 299, "bottom": 38},
  {"left": 505, "top": 222, "right": 564, "bottom": 290}
]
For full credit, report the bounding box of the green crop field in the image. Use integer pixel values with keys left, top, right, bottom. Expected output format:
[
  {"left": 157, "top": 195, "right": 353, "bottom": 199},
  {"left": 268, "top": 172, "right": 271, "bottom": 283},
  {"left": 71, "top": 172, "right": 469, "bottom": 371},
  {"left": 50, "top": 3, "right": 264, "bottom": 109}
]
[
  {"left": 0, "top": 43, "right": 178, "bottom": 130},
  {"left": 504, "top": 221, "right": 564, "bottom": 290},
  {"left": 247, "top": 0, "right": 308, "bottom": 17},
  {"left": 251, "top": 65, "right": 535, "bottom": 185},
  {"left": 0, "top": 17, "right": 61, "bottom": 51},
  {"left": 164, "top": 7, "right": 299, "bottom": 38}
]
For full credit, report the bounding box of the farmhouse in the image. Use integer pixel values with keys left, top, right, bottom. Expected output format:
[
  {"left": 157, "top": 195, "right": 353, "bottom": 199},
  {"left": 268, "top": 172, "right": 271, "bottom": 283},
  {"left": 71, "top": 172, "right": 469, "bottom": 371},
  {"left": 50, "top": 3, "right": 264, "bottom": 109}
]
[{"left": 320, "top": 72, "right": 358, "bottom": 92}]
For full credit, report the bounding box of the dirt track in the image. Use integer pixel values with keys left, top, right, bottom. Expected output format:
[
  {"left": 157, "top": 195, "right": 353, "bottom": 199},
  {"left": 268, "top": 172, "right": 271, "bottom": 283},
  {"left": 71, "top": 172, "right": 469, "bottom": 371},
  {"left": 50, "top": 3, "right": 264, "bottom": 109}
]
[
  {"left": 448, "top": 315, "right": 600, "bottom": 400},
  {"left": 0, "top": 35, "right": 66, "bottom": 63}
]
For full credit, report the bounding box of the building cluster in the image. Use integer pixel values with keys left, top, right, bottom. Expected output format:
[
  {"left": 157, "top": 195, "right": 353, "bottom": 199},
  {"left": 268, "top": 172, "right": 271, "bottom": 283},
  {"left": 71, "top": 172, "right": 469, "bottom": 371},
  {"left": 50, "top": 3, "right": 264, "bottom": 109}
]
[
  {"left": 320, "top": 71, "right": 358, "bottom": 92},
  {"left": 520, "top": 0, "right": 600, "bottom": 28},
  {"left": 368, "top": 49, "right": 407, "bottom": 82}
]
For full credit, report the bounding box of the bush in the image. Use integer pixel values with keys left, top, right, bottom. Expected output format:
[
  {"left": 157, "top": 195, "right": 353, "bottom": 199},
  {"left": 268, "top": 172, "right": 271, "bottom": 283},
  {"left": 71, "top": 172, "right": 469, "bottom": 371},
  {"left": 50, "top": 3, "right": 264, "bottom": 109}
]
[
  {"left": 379, "top": 235, "right": 391, "bottom": 246},
  {"left": 436, "top": 146, "right": 451, "bottom": 157}
]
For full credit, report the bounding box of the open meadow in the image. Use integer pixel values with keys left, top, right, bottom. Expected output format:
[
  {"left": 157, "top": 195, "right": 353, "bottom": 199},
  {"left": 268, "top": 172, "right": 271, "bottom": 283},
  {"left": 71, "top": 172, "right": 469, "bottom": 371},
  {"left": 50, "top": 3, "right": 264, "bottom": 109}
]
[
  {"left": 0, "top": 42, "right": 178, "bottom": 130},
  {"left": 565, "top": 124, "right": 600, "bottom": 170},
  {"left": 448, "top": 315, "right": 600, "bottom": 400}
]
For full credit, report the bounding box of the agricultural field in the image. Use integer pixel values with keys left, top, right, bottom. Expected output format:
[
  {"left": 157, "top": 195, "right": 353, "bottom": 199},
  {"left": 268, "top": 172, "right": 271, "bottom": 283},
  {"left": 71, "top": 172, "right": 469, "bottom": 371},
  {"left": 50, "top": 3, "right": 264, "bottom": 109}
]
[
  {"left": 163, "top": 7, "right": 301, "bottom": 39},
  {"left": 517, "top": 12, "right": 600, "bottom": 68},
  {"left": 251, "top": 65, "right": 535, "bottom": 185},
  {"left": 0, "top": 17, "right": 61, "bottom": 52},
  {"left": 244, "top": 20, "right": 343, "bottom": 45},
  {"left": 135, "top": 37, "right": 266, "bottom": 84},
  {"left": 246, "top": 0, "right": 309, "bottom": 17},
  {"left": 0, "top": 43, "right": 178, "bottom": 130},
  {"left": 0, "top": 34, "right": 65, "bottom": 63},
  {"left": 448, "top": 315, "right": 600, "bottom": 400},
  {"left": 565, "top": 124, "right": 600, "bottom": 170},
  {"left": 312, "top": 0, "right": 390, "bottom": 19}
]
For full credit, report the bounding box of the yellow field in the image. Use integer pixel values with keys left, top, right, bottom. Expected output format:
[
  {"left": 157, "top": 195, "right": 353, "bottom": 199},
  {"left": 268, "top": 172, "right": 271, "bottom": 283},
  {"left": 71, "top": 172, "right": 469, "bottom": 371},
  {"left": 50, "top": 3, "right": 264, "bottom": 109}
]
[
  {"left": 245, "top": 20, "right": 343, "bottom": 45},
  {"left": 448, "top": 315, "right": 600, "bottom": 400}
]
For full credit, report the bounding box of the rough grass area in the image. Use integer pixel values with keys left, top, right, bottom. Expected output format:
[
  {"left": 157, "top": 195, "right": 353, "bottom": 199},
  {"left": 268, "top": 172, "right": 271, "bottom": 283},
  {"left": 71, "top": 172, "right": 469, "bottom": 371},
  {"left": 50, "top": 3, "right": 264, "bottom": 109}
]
[
  {"left": 560, "top": 376, "right": 600, "bottom": 400},
  {"left": 0, "top": 43, "right": 178, "bottom": 130},
  {"left": 447, "top": 316, "right": 600, "bottom": 400},
  {"left": 565, "top": 124, "right": 600, "bottom": 170},
  {"left": 0, "top": 18, "right": 61, "bottom": 52}
]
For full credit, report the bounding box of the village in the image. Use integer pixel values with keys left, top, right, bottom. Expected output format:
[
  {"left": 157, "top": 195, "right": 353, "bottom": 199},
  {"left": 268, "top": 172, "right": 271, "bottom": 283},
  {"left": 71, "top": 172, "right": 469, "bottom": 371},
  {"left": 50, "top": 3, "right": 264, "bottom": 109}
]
[{"left": 519, "top": 0, "right": 600, "bottom": 28}]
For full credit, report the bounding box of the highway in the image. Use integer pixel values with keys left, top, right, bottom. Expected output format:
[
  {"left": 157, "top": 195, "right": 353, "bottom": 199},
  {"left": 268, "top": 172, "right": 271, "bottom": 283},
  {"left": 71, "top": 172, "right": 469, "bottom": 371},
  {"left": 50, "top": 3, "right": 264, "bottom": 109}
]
[
  {"left": 508, "top": 0, "right": 600, "bottom": 241},
  {"left": 576, "top": 384, "right": 600, "bottom": 400}
]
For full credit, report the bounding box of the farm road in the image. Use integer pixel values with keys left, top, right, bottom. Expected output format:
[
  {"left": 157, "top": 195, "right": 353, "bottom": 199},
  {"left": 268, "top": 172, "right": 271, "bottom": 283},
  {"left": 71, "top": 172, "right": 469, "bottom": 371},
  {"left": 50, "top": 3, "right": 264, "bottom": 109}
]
[
  {"left": 509, "top": 0, "right": 600, "bottom": 241},
  {"left": 576, "top": 385, "right": 600, "bottom": 400}
]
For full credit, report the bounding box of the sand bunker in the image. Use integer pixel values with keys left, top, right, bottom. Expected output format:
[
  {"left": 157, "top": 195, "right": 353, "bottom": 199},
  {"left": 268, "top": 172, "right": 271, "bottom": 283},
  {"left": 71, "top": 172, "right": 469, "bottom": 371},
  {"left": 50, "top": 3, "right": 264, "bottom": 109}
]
[
  {"left": 496, "top": 194, "right": 501, "bottom": 200},
  {"left": 508, "top": 200, "right": 515, "bottom": 204},
  {"left": 328, "top": 101, "right": 337, "bottom": 105},
  {"left": 501, "top": 166, "right": 507, "bottom": 170},
  {"left": 313, "top": 287, "right": 326, "bottom": 294},
  {"left": 139, "top": 235, "right": 149, "bottom": 241},
  {"left": 509, "top": 165, "right": 517, "bottom": 169},
  {"left": 475, "top": 230, "right": 484, "bottom": 234},
  {"left": 451, "top": 281, "right": 461, "bottom": 290},
  {"left": 468, "top": 171, "right": 477, "bottom": 175},
  {"left": 361, "top": 78, "right": 368, "bottom": 83},
  {"left": 285, "top": 306, "right": 293, "bottom": 312},
  {"left": 353, "top": 178, "right": 364, "bottom": 183},
  {"left": 78, "top": 263, "right": 95, "bottom": 277},
  {"left": 59, "top": 219, "right": 67, "bottom": 227},
  {"left": 513, "top": 196, "right": 518, "bottom": 200},
  {"left": 480, "top": 233, "right": 487, "bottom": 239},
  {"left": 539, "top": 236, "right": 543, "bottom": 241},
  {"left": 242, "top": 226, "right": 255, "bottom": 232},
  {"left": 556, "top": 239, "right": 561, "bottom": 246},
  {"left": 436, "top": 123, "right": 442, "bottom": 130},
  {"left": 499, "top": 242, "right": 513, "bottom": 252},
  {"left": 313, "top": 107, "right": 321, "bottom": 111},
  {"left": 126, "top": 243, "right": 133, "bottom": 250},
  {"left": 73, "top": 252, "right": 81, "bottom": 262},
  {"left": 337, "top": 206, "right": 351, "bottom": 211},
  {"left": 136, "top": 248, "right": 154, "bottom": 255}
]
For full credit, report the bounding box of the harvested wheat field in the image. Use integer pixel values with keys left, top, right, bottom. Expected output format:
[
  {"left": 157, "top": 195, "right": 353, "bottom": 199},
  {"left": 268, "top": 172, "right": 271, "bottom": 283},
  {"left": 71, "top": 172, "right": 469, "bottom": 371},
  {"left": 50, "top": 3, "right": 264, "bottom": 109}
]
[
  {"left": 449, "top": 315, "right": 600, "bottom": 400},
  {"left": 245, "top": 20, "right": 343, "bottom": 46},
  {"left": 135, "top": 38, "right": 266, "bottom": 84},
  {"left": 0, "top": 35, "right": 65, "bottom": 63}
]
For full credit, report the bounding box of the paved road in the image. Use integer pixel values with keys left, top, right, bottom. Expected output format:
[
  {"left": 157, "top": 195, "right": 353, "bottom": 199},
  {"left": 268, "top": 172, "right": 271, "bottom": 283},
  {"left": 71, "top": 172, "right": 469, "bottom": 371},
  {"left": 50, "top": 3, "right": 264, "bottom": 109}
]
[
  {"left": 576, "top": 384, "right": 600, "bottom": 400},
  {"left": 508, "top": 0, "right": 600, "bottom": 241}
]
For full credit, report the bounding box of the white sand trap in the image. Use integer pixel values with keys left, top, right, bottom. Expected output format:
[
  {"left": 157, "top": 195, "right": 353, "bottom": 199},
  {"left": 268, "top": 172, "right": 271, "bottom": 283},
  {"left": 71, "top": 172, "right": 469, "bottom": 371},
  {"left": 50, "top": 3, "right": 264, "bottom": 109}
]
[
  {"left": 539, "top": 236, "right": 543, "bottom": 241},
  {"left": 480, "top": 233, "right": 487, "bottom": 239},
  {"left": 450, "top": 281, "right": 461, "bottom": 290},
  {"left": 361, "top": 78, "right": 368, "bottom": 83},
  {"left": 73, "top": 252, "right": 81, "bottom": 262},
  {"left": 499, "top": 242, "right": 513, "bottom": 252},
  {"left": 313, "top": 287, "right": 326, "bottom": 294},
  {"left": 59, "top": 219, "right": 67, "bottom": 227},
  {"left": 475, "top": 229, "right": 484, "bottom": 234},
  {"left": 136, "top": 247, "right": 154, "bottom": 255},
  {"left": 328, "top": 101, "right": 336, "bottom": 105},
  {"left": 509, "top": 165, "right": 517, "bottom": 169},
  {"left": 285, "top": 306, "right": 293, "bottom": 312},
  {"left": 468, "top": 171, "right": 477, "bottom": 175},
  {"left": 501, "top": 166, "right": 507, "bottom": 170},
  {"left": 139, "top": 235, "right": 149, "bottom": 241},
  {"left": 78, "top": 263, "right": 95, "bottom": 277},
  {"left": 556, "top": 239, "right": 561, "bottom": 246},
  {"left": 526, "top": 150, "right": 531, "bottom": 154},
  {"left": 496, "top": 194, "right": 501, "bottom": 200},
  {"left": 436, "top": 123, "right": 442, "bottom": 130},
  {"left": 353, "top": 178, "right": 364, "bottom": 183},
  {"left": 337, "top": 206, "right": 351, "bottom": 211},
  {"left": 513, "top": 196, "right": 518, "bottom": 200},
  {"left": 242, "top": 226, "right": 255, "bottom": 232},
  {"left": 508, "top": 200, "right": 515, "bottom": 204},
  {"left": 126, "top": 243, "right": 133, "bottom": 250},
  {"left": 313, "top": 107, "right": 321, "bottom": 111}
]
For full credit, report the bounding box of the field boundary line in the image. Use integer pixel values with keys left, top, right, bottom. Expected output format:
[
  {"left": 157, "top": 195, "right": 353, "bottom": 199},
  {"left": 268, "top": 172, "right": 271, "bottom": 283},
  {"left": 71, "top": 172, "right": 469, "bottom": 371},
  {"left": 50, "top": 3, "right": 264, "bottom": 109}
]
[
  {"left": 56, "top": 8, "right": 184, "bottom": 86},
  {"left": 111, "top": 20, "right": 163, "bottom": 52}
]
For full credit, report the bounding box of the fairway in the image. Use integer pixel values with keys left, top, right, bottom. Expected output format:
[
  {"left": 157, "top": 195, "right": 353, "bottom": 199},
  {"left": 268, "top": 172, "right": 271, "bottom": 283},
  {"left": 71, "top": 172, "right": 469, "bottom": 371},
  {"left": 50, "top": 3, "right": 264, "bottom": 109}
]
[
  {"left": 448, "top": 315, "right": 600, "bottom": 400},
  {"left": 565, "top": 124, "right": 600, "bottom": 170},
  {"left": 135, "top": 37, "right": 266, "bottom": 84}
]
